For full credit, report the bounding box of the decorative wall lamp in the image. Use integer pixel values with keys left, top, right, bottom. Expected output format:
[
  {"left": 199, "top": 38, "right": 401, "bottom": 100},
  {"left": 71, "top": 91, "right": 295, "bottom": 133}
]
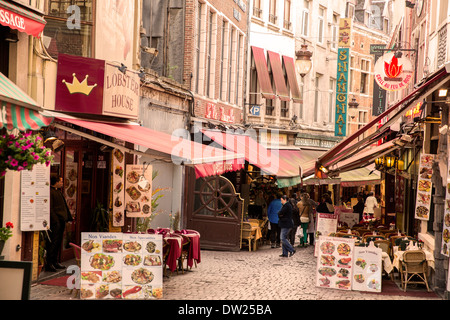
[{"left": 295, "top": 44, "right": 313, "bottom": 77}]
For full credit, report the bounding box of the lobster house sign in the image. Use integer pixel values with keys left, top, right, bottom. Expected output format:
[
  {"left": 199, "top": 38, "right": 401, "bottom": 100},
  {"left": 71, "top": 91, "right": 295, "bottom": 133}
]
[{"left": 374, "top": 52, "right": 413, "bottom": 92}]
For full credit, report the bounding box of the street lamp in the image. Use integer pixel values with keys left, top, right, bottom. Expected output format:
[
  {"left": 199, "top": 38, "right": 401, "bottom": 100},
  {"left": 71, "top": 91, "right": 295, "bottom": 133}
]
[{"left": 295, "top": 44, "right": 313, "bottom": 77}]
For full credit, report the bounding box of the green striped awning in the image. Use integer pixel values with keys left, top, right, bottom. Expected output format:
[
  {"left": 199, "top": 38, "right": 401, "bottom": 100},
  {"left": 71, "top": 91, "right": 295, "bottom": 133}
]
[{"left": 0, "top": 72, "right": 53, "bottom": 131}]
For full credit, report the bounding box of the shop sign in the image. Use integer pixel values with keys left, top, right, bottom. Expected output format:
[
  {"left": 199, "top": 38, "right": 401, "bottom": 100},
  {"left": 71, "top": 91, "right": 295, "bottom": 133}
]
[
  {"left": 55, "top": 54, "right": 139, "bottom": 119},
  {"left": 295, "top": 136, "right": 338, "bottom": 149},
  {"left": 404, "top": 101, "right": 423, "bottom": 121},
  {"left": 335, "top": 48, "right": 350, "bottom": 137},
  {"left": 374, "top": 52, "right": 413, "bottom": 92},
  {"left": 0, "top": 5, "right": 46, "bottom": 37},
  {"left": 205, "top": 103, "right": 236, "bottom": 124},
  {"left": 338, "top": 18, "right": 352, "bottom": 48},
  {"left": 260, "top": 131, "right": 287, "bottom": 146}
]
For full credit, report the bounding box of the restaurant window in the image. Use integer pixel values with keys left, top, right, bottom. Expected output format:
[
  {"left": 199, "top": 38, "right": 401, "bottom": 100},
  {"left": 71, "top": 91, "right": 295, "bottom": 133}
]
[
  {"left": 253, "top": 0, "right": 262, "bottom": 18},
  {"left": 314, "top": 74, "right": 321, "bottom": 122},
  {"left": 317, "top": 7, "right": 325, "bottom": 44},
  {"left": 206, "top": 11, "right": 215, "bottom": 98},
  {"left": 44, "top": 0, "right": 94, "bottom": 59},
  {"left": 283, "top": 0, "right": 292, "bottom": 31},
  {"left": 194, "top": 2, "right": 203, "bottom": 94},
  {"left": 329, "top": 78, "right": 336, "bottom": 123},
  {"left": 301, "top": 2, "right": 309, "bottom": 37},
  {"left": 269, "top": 0, "right": 277, "bottom": 25},
  {"left": 360, "top": 59, "right": 370, "bottom": 94},
  {"left": 220, "top": 20, "right": 227, "bottom": 101}
]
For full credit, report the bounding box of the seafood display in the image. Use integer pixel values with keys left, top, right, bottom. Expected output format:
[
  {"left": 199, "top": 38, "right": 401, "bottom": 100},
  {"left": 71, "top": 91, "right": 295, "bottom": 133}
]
[{"left": 80, "top": 232, "right": 163, "bottom": 300}]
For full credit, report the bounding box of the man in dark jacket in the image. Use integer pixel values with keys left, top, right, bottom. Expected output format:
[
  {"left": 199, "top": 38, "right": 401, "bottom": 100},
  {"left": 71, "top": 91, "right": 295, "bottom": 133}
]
[
  {"left": 353, "top": 193, "right": 365, "bottom": 223},
  {"left": 278, "top": 195, "right": 296, "bottom": 257},
  {"left": 288, "top": 193, "right": 300, "bottom": 245}
]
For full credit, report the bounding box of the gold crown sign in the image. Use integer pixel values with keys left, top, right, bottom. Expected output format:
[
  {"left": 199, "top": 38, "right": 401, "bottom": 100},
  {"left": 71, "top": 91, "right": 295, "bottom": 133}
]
[{"left": 62, "top": 73, "right": 97, "bottom": 96}]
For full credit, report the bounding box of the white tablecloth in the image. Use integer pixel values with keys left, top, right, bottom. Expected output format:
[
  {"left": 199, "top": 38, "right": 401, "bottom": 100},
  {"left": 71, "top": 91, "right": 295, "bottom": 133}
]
[{"left": 392, "top": 247, "right": 435, "bottom": 270}]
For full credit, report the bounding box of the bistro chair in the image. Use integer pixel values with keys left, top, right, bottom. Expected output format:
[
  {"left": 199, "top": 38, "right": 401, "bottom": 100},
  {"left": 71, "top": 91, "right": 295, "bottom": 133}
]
[
  {"left": 241, "top": 222, "right": 256, "bottom": 251},
  {"left": 374, "top": 239, "right": 394, "bottom": 280},
  {"left": 401, "top": 250, "right": 431, "bottom": 292},
  {"left": 162, "top": 238, "right": 171, "bottom": 276},
  {"left": 177, "top": 235, "right": 191, "bottom": 274},
  {"left": 364, "top": 235, "right": 385, "bottom": 243}
]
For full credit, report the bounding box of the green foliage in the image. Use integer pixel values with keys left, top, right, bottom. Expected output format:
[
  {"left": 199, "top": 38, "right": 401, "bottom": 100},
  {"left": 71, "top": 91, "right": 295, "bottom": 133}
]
[{"left": 91, "top": 201, "right": 110, "bottom": 232}]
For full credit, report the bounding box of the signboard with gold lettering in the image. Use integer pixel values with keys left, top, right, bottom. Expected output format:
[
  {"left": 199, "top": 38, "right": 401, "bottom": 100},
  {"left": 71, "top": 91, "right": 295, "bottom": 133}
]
[
  {"left": 335, "top": 48, "right": 350, "bottom": 137},
  {"left": 56, "top": 54, "right": 139, "bottom": 120}
]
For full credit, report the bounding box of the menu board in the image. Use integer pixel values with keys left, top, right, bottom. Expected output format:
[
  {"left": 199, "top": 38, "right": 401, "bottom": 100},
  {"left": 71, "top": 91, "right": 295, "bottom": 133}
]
[
  {"left": 443, "top": 142, "right": 450, "bottom": 256},
  {"left": 20, "top": 164, "right": 51, "bottom": 231},
  {"left": 316, "top": 236, "right": 355, "bottom": 290},
  {"left": 80, "top": 232, "right": 163, "bottom": 300},
  {"left": 414, "top": 153, "right": 434, "bottom": 221},
  {"left": 65, "top": 162, "right": 78, "bottom": 218},
  {"left": 125, "top": 164, "right": 152, "bottom": 218},
  {"left": 314, "top": 213, "right": 338, "bottom": 257},
  {"left": 112, "top": 149, "right": 125, "bottom": 226},
  {"left": 351, "top": 246, "right": 382, "bottom": 292}
]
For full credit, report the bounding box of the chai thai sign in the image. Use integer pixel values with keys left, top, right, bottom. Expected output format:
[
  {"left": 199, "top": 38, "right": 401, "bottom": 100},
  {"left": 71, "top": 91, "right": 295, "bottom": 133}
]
[
  {"left": 374, "top": 52, "right": 413, "bottom": 92},
  {"left": 56, "top": 54, "right": 139, "bottom": 119}
]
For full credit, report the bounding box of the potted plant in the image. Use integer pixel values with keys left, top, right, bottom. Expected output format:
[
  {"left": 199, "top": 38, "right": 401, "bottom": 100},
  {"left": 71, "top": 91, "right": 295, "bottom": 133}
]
[
  {"left": 0, "top": 222, "right": 14, "bottom": 256},
  {"left": 91, "top": 201, "right": 109, "bottom": 232},
  {"left": 0, "top": 131, "right": 54, "bottom": 178}
]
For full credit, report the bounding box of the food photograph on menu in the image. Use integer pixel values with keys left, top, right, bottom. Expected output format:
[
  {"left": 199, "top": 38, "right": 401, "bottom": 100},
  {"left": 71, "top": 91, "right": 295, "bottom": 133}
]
[{"left": 113, "top": 149, "right": 126, "bottom": 226}]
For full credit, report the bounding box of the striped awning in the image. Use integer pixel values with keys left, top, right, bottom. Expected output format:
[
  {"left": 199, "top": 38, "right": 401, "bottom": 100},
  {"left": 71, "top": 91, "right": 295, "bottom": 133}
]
[
  {"left": 0, "top": 72, "right": 53, "bottom": 131},
  {"left": 0, "top": 0, "right": 46, "bottom": 37}
]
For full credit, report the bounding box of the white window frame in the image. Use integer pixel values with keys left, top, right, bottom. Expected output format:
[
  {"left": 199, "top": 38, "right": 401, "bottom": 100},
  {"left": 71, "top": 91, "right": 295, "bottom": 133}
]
[
  {"left": 318, "top": 7, "right": 325, "bottom": 44},
  {"left": 301, "top": 9, "right": 309, "bottom": 37}
]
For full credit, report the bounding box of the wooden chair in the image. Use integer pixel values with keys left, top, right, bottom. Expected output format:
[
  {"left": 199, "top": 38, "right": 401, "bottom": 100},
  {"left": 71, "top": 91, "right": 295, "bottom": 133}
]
[
  {"left": 162, "top": 239, "right": 172, "bottom": 276},
  {"left": 401, "top": 250, "right": 431, "bottom": 292},
  {"left": 374, "top": 239, "right": 394, "bottom": 280},
  {"left": 364, "top": 235, "right": 385, "bottom": 244},
  {"left": 69, "top": 243, "right": 81, "bottom": 297},
  {"left": 241, "top": 222, "right": 256, "bottom": 251},
  {"left": 177, "top": 235, "right": 191, "bottom": 274}
]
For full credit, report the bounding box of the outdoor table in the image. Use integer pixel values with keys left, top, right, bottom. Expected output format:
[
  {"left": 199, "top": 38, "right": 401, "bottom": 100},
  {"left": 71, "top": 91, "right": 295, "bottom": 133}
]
[
  {"left": 162, "top": 233, "right": 183, "bottom": 272},
  {"left": 247, "top": 221, "right": 262, "bottom": 241},
  {"left": 175, "top": 230, "right": 201, "bottom": 268},
  {"left": 381, "top": 252, "right": 393, "bottom": 274}
]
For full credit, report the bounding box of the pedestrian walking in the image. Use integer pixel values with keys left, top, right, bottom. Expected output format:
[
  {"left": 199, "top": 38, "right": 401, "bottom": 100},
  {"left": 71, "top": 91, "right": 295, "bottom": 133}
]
[
  {"left": 267, "top": 193, "right": 282, "bottom": 248},
  {"left": 364, "top": 191, "right": 378, "bottom": 220},
  {"left": 305, "top": 193, "right": 317, "bottom": 246},
  {"left": 297, "top": 193, "right": 312, "bottom": 247},
  {"left": 278, "top": 195, "right": 295, "bottom": 257},
  {"left": 288, "top": 193, "right": 300, "bottom": 245}
]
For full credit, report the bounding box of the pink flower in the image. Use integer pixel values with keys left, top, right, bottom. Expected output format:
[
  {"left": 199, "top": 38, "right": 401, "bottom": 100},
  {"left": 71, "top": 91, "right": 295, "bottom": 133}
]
[
  {"left": 33, "top": 155, "right": 40, "bottom": 160},
  {"left": 24, "top": 132, "right": 32, "bottom": 138},
  {"left": 0, "top": 171, "right": 6, "bottom": 177},
  {"left": 10, "top": 159, "right": 19, "bottom": 167}
]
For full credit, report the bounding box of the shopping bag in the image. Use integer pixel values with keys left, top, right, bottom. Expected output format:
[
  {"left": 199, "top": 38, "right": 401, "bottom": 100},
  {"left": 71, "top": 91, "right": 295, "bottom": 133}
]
[{"left": 295, "top": 226, "right": 303, "bottom": 238}]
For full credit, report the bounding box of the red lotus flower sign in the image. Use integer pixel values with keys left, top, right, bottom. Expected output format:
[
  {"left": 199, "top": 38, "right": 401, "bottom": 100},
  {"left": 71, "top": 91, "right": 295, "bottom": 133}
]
[{"left": 375, "top": 52, "right": 413, "bottom": 91}]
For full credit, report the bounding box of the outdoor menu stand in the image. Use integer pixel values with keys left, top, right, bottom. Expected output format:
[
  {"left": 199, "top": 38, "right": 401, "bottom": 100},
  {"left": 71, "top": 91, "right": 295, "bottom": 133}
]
[{"left": 0, "top": 261, "right": 32, "bottom": 300}]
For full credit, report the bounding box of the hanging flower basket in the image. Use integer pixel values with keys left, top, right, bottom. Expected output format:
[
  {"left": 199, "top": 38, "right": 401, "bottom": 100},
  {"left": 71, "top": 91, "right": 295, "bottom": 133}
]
[{"left": 0, "top": 131, "right": 54, "bottom": 178}]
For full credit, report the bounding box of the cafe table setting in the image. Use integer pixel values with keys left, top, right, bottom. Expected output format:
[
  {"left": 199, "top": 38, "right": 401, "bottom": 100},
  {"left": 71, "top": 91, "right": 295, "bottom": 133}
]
[{"left": 391, "top": 243, "right": 435, "bottom": 272}]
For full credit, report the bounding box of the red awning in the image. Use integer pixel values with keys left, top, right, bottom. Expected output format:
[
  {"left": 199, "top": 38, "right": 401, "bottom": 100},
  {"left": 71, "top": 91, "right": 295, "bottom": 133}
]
[
  {"left": 55, "top": 117, "right": 245, "bottom": 178},
  {"left": 251, "top": 46, "right": 275, "bottom": 100},
  {"left": 267, "top": 51, "right": 290, "bottom": 101},
  {"left": 310, "top": 66, "right": 450, "bottom": 176},
  {"left": 0, "top": 0, "right": 46, "bottom": 37},
  {"left": 283, "top": 56, "right": 302, "bottom": 103},
  {"left": 202, "top": 130, "right": 300, "bottom": 178}
]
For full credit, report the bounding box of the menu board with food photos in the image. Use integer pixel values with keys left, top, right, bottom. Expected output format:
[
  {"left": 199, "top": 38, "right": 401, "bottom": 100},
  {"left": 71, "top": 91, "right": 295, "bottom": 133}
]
[
  {"left": 351, "top": 245, "right": 382, "bottom": 293},
  {"left": 20, "top": 164, "right": 51, "bottom": 231},
  {"left": 314, "top": 213, "right": 338, "bottom": 257},
  {"left": 112, "top": 149, "right": 125, "bottom": 227},
  {"left": 125, "top": 164, "right": 152, "bottom": 218},
  {"left": 80, "top": 232, "right": 163, "bottom": 300},
  {"left": 414, "top": 153, "right": 435, "bottom": 221},
  {"left": 443, "top": 142, "right": 450, "bottom": 257},
  {"left": 316, "top": 236, "right": 355, "bottom": 290}
]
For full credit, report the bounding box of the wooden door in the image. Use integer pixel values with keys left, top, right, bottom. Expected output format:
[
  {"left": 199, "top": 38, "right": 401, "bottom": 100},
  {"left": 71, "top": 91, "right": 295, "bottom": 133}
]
[{"left": 186, "top": 174, "right": 243, "bottom": 251}]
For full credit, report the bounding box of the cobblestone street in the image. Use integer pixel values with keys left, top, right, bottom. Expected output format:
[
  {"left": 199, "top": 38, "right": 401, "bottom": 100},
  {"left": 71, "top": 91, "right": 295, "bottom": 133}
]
[{"left": 31, "top": 243, "right": 442, "bottom": 301}]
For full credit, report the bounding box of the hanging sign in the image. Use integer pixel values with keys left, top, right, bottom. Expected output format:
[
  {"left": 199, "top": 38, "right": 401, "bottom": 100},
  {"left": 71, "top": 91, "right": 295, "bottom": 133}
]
[
  {"left": 414, "top": 153, "right": 435, "bottom": 221},
  {"left": 374, "top": 52, "right": 413, "bottom": 91},
  {"left": 335, "top": 48, "right": 350, "bottom": 137},
  {"left": 125, "top": 164, "right": 153, "bottom": 218}
]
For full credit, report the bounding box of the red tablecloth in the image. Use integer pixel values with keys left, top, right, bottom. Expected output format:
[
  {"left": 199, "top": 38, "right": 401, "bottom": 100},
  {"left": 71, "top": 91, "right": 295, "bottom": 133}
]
[{"left": 176, "top": 230, "right": 201, "bottom": 268}]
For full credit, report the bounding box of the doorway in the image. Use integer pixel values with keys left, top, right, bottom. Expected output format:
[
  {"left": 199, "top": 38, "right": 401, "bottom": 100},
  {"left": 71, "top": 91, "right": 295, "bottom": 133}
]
[{"left": 186, "top": 172, "right": 243, "bottom": 251}]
